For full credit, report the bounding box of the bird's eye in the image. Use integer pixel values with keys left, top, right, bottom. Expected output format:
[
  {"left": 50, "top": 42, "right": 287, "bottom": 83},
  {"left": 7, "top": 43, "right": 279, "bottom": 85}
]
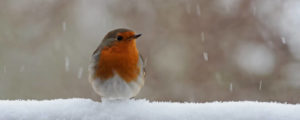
[{"left": 117, "top": 36, "right": 123, "bottom": 41}]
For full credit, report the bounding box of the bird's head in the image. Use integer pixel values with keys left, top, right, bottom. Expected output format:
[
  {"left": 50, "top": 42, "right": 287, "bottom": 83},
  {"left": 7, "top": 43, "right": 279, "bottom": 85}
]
[{"left": 100, "top": 28, "right": 142, "bottom": 48}]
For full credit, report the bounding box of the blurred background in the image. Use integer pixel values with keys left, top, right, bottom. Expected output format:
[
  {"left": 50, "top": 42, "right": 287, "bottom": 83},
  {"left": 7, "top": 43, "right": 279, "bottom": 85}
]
[{"left": 0, "top": 0, "right": 299, "bottom": 103}]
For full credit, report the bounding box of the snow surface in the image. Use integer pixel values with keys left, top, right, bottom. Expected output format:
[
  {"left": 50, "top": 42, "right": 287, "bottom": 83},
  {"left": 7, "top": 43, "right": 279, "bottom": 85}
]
[{"left": 0, "top": 98, "right": 299, "bottom": 120}]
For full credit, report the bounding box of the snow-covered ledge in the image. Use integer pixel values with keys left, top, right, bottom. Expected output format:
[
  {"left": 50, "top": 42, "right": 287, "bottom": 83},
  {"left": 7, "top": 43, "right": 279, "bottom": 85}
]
[{"left": 0, "top": 98, "right": 299, "bottom": 120}]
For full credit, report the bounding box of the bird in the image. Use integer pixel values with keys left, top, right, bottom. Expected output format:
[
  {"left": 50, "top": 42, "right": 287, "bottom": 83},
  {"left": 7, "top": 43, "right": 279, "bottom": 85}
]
[{"left": 89, "top": 28, "right": 145, "bottom": 100}]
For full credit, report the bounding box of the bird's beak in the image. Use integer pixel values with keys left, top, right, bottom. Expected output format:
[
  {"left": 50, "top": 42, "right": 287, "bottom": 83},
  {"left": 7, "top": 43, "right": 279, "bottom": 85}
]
[{"left": 133, "top": 34, "right": 142, "bottom": 39}]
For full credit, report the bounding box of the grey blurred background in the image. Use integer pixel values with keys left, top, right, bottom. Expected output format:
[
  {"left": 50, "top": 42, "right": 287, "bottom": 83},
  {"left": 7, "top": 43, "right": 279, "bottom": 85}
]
[{"left": 0, "top": 0, "right": 299, "bottom": 103}]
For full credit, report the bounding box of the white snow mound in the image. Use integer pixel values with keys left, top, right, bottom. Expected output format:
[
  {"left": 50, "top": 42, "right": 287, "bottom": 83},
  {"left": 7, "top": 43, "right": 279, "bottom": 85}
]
[{"left": 0, "top": 98, "right": 299, "bottom": 120}]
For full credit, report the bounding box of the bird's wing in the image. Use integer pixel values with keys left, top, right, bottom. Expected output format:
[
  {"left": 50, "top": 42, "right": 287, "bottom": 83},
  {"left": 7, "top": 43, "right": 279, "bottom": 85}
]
[
  {"left": 92, "top": 47, "right": 100, "bottom": 56},
  {"left": 89, "top": 46, "right": 102, "bottom": 75},
  {"left": 91, "top": 44, "right": 103, "bottom": 64},
  {"left": 139, "top": 54, "right": 146, "bottom": 77}
]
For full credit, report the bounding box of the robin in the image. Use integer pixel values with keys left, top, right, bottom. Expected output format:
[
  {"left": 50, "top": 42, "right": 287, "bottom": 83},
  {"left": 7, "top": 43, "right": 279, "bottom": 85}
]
[{"left": 89, "top": 28, "right": 145, "bottom": 100}]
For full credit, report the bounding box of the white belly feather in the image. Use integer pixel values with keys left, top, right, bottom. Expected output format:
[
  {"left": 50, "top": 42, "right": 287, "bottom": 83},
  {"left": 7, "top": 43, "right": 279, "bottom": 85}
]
[{"left": 89, "top": 71, "right": 144, "bottom": 99}]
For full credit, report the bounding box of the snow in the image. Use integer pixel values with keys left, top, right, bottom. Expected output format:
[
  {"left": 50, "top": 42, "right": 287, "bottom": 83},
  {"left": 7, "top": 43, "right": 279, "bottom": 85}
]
[
  {"left": 62, "top": 21, "right": 66, "bottom": 32},
  {"left": 203, "top": 52, "right": 208, "bottom": 61},
  {"left": 252, "top": 6, "right": 256, "bottom": 16},
  {"left": 0, "top": 98, "right": 299, "bottom": 120},
  {"left": 281, "top": 37, "right": 287, "bottom": 44},
  {"left": 196, "top": 4, "right": 201, "bottom": 16},
  {"left": 201, "top": 32, "right": 205, "bottom": 42},
  {"left": 259, "top": 80, "right": 263, "bottom": 90},
  {"left": 77, "top": 67, "right": 83, "bottom": 79},
  {"left": 65, "top": 56, "right": 70, "bottom": 72},
  {"left": 229, "top": 83, "right": 233, "bottom": 92}
]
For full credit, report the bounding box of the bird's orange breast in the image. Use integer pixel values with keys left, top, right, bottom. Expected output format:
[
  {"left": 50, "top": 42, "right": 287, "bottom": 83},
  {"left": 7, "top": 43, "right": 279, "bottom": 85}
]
[{"left": 94, "top": 40, "right": 140, "bottom": 82}]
